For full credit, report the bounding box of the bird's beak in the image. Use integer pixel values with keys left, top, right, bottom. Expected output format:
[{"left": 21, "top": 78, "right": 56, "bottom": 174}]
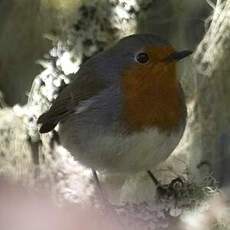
[{"left": 163, "top": 50, "right": 193, "bottom": 63}]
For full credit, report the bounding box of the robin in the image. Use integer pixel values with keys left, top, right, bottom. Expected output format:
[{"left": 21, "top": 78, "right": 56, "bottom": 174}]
[{"left": 38, "top": 34, "right": 192, "bottom": 190}]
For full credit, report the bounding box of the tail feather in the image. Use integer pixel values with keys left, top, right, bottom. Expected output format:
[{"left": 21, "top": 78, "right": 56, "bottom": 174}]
[
  {"left": 39, "top": 122, "right": 58, "bottom": 133},
  {"left": 37, "top": 112, "right": 58, "bottom": 133}
]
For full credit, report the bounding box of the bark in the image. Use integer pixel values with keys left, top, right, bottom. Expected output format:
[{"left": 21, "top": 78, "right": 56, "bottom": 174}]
[{"left": 189, "top": 0, "right": 230, "bottom": 187}]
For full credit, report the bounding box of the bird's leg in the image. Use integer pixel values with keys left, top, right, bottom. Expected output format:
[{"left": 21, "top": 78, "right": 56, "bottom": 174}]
[
  {"left": 92, "top": 169, "right": 107, "bottom": 202},
  {"left": 147, "top": 170, "right": 161, "bottom": 187},
  {"left": 147, "top": 170, "right": 173, "bottom": 198},
  {"left": 92, "top": 169, "right": 125, "bottom": 229}
]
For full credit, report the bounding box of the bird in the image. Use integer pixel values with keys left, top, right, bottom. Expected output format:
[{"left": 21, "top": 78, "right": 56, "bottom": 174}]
[{"left": 38, "top": 33, "right": 191, "bottom": 189}]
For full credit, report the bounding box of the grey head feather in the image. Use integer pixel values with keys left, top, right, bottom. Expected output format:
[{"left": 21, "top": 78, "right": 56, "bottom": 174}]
[{"left": 80, "top": 33, "right": 171, "bottom": 82}]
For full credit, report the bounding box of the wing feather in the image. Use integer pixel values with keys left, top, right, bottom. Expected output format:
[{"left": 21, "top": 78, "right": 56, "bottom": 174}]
[{"left": 37, "top": 74, "right": 106, "bottom": 133}]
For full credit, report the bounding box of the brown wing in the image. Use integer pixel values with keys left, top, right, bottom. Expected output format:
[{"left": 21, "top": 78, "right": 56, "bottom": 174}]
[{"left": 37, "top": 74, "right": 106, "bottom": 133}]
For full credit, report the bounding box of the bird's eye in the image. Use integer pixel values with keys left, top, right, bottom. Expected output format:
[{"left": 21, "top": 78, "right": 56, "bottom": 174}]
[{"left": 135, "top": 52, "right": 149, "bottom": 64}]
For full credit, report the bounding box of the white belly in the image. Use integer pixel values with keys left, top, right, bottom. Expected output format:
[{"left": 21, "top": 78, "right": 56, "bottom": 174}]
[{"left": 60, "top": 127, "right": 184, "bottom": 173}]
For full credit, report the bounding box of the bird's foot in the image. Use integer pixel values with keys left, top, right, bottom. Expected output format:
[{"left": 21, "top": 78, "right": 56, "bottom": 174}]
[
  {"left": 156, "top": 177, "right": 184, "bottom": 201},
  {"left": 147, "top": 170, "right": 184, "bottom": 201}
]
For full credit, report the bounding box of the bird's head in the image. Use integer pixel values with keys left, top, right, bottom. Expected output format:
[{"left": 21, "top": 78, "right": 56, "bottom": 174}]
[{"left": 106, "top": 34, "right": 192, "bottom": 131}]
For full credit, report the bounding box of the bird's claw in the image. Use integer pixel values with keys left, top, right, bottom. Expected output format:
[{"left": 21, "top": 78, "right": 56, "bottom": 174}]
[
  {"left": 169, "top": 177, "right": 184, "bottom": 190},
  {"left": 156, "top": 177, "right": 184, "bottom": 200}
]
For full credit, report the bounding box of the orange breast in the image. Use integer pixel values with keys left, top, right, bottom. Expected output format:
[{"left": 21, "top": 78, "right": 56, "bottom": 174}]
[{"left": 121, "top": 46, "right": 185, "bottom": 132}]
